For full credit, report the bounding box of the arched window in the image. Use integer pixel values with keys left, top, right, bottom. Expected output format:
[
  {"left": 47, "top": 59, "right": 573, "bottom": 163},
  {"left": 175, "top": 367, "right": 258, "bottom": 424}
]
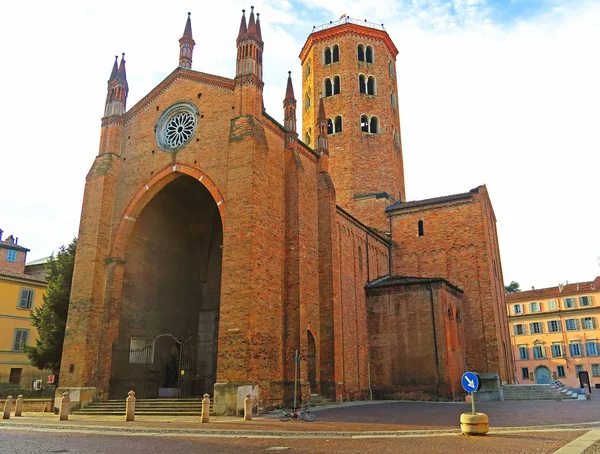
[
  {"left": 367, "top": 76, "right": 376, "bottom": 95},
  {"left": 388, "top": 59, "right": 395, "bottom": 77},
  {"left": 305, "top": 128, "right": 311, "bottom": 145},
  {"left": 369, "top": 116, "right": 380, "bottom": 133},
  {"left": 305, "top": 93, "right": 311, "bottom": 111},
  {"left": 393, "top": 129, "right": 399, "bottom": 146},
  {"left": 323, "top": 47, "right": 332, "bottom": 65},
  {"left": 360, "top": 115, "right": 369, "bottom": 132},
  {"left": 327, "top": 118, "right": 334, "bottom": 135},
  {"left": 305, "top": 59, "right": 311, "bottom": 80},
  {"left": 332, "top": 44, "right": 339, "bottom": 63},
  {"left": 357, "top": 44, "right": 365, "bottom": 62},
  {"left": 358, "top": 74, "right": 366, "bottom": 94},
  {"left": 333, "top": 75, "right": 341, "bottom": 95},
  {"left": 334, "top": 115, "right": 342, "bottom": 133},
  {"left": 365, "top": 45, "right": 374, "bottom": 63},
  {"left": 390, "top": 90, "right": 396, "bottom": 108},
  {"left": 418, "top": 220, "right": 424, "bottom": 236},
  {"left": 324, "top": 78, "right": 333, "bottom": 97}
]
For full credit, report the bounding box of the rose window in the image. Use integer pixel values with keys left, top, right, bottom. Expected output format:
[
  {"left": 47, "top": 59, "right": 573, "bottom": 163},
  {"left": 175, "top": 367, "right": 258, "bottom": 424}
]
[
  {"left": 156, "top": 103, "right": 199, "bottom": 151},
  {"left": 165, "top": 112, "right": 195, "bottom": 147}
]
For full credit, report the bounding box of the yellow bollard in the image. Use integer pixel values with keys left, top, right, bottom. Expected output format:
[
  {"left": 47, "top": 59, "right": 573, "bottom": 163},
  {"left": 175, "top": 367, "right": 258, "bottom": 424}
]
[
  {"left": 59, "top": 392, "right": 70, "bottom": 421},
  {"left": 126, "top": 390, "right": 136, "bottom": 422},
  {"left": 201, "top": 393, "right": 210, "bottom": 423},
  {"left": 2, "top": 395, "right": 13, "bottom": 420},
  {"left": 15, "top": 395, "right": 24, "bottom": 417},
  {"left": 243, "top": 394, "right": 252, "bottom": 421},
  {"left": 460, "top": 412, "right": 489, "bottom": 435}
]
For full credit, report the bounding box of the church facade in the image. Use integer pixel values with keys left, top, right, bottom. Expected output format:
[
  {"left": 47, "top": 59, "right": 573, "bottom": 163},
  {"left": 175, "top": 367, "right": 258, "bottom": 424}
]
[{"left": 58, "top": 9, "right": 513, "bottom": 413}]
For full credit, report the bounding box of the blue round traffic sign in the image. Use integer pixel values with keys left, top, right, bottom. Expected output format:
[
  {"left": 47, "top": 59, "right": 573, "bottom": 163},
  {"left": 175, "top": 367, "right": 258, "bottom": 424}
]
[{"left": 461, "top": 371, "right": 481, "bottom": 393}]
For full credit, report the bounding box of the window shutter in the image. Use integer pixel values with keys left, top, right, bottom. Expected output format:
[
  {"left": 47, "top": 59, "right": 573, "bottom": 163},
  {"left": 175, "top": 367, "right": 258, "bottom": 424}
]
[
  {"left": 19, "top": 290, "right": 28, "bottom": 308},
  {"left": 569, "top": 344, "right": 575, "bottom": 356}
]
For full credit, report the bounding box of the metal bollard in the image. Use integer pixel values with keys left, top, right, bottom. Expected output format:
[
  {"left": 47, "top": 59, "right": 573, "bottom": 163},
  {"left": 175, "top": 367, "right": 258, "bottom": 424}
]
[
  {"left": 126, "top": 390, "right": 136, "bottom": 422},
  {"left": 15, "top": 395, "right": 24, "bottom": 417},
  {"left": 2, "top": 396, "right": 13, "bottom": 420},
  {"left": 243, "top": 394, "right": 252, "bottom": 421},
  {"left": 59, "top": 392, "right": 70, "bottom": 421},
  {"left": 201, "top": 393, "right": 210, "bottom": 423}
]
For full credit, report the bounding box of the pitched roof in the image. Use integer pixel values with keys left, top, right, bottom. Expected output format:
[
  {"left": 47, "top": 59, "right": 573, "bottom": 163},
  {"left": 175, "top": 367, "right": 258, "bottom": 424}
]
[
  {"left": 26, "top": 256, "right": 51, "bottom": 266},
  {"left": 386, "top": 187, "right": 482, "bottom": 212},
  {"left": 0, "top": 268, "right": 47, "bottom": 284},
  {"left": 366, "top": 275, "right": 463, "bottom": 293},
  {"left": 506, "top": 277, "right": 600, "bottom": 302},
  {"left": 0, "top": 242, "right": 29, "bottom": 252}
]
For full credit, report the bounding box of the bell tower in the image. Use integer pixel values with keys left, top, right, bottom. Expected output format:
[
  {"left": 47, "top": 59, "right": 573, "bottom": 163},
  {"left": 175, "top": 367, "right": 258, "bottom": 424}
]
[{"left": 300, "top": 18, "right": 405, "bottom": 231}]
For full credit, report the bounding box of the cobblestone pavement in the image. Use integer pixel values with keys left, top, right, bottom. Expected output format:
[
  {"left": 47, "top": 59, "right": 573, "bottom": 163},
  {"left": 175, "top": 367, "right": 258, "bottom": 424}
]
[{"left": 0, "top": 429, "right": 587, "bottom": 453}]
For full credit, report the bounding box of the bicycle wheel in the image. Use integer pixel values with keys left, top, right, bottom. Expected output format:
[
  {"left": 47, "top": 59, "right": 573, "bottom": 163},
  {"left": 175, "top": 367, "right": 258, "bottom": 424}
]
[
  {"left": 278, "top": 409, "right": 292, "bottom": 421},
  {"left": 300, "top": 410, "right": 316, "bottom": 422}
]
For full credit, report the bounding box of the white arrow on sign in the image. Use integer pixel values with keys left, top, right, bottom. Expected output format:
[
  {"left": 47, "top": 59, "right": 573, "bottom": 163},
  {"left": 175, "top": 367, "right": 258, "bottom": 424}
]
[{"left": 465, "top": 376, "right": 475, "bottom": 389}]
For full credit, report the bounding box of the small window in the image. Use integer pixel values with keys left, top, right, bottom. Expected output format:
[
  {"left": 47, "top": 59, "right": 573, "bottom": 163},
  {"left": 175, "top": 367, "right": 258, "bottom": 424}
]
[
  {"left": 533, "top": 345, "right": 545, "bottom": 359},
  {"left": 529, "top": 322, "right": 543, "bottom": 334},
  {"left": 333, "top": 75, "right": 341, "bottom": 95},
  {"left": 359, "top": 74, "right": 366, "bottom": 94},
  {"left": 548, "top": 299, "right": 557, "bottom": 310},
  {"left": 512, "top": 304, "right": 523, "bottom": 315},
  {"left": 369, "top": 116, "right": 380, "bottom": 133},
  {"left": 305, "top": 94, "right": 311, "bottom": 111},
  {"left": 583, "top": 317, "right": 596, "bottom": 330},
  {"left": 323, "top": 46, "right": 332, "bottom": 65},
  {"left": 551, "top": 343, "right": 563, "bottom": 358},
  {"left": 529, "top": 302, "right": 541, "bottom": 312},
  {"left": 518, "top": 345, "right": 528, "bottom": 360},
  {"left": 448, "top": 307, "right": 454, "bottom": 320},
  {"left": 547, "top": 320, "right": 561, "bottom": 332},
  {"left": 360, "top": 115, "right": 369, "bottom": 132},
  {"left": 592, "top": 364, "right": 600, "bottom": 376},
  {"left": 332, "top": 44, "right": 339, "bottom": 63},
  {"left": 357, "top": 44, "right": 365, "bottom": 61},
  {"left": 390, "top": 91, "right": 396, "bottom": 109},
  {"left": 388, "top": 59, "right": 395, "bottom": 77},
  {"left": 367, "top": 76, "right": 376, "bottom": 95},
  {"left": 324, "top": 78, "right": 333, "bottom": 97},
  {"left": 580, "top": 296, "right": 592, "bottom": 307},
  {"left": 521, "top": 367, "right": 529, "bottom": 380},
  {"left": 18, "top": 289, "right": 34, "bottom": 309},
  {"left": 327, "top": 118, "right": 334, "bottom": 135},
  {"left": 514, "top": 324, "right": 526, "bottom": 335},
  {"left": 6, "top": 250, "right": 17, "bottom": 262},
  {"left": 13, "top": 329, "right": 29, "bottom": 352},
  {"left": 365, "top": 45, "right": 374, "bottom": 63},
  {"left": 564, "top": 297, "right": 576, "bottom": 308},
  {"left": 305, "top": 60, "right": 311, "bottom": 79},
  {"left": 418, "top": 220, "right": 424, "bottom": 237},
  {"left": 334, "top": 116, "right": 342, "bottom": 133},
  {"left": 586, "top": 341, "right": 598, "bottom": 356},
  {"left": 575, "top": 364, "right": 584, "bottom": 376},
  {"left": 557, "top": 365, "right": 565, "bottom": 378},
  {"left": 305, "top": 128, "right": 311, "bottom": 145},
  {"left": 565, "top": 318, "right": 579, "bottom": 331},
  {"left": 570, "top": 342, "right": 583, "bottom": 357}
]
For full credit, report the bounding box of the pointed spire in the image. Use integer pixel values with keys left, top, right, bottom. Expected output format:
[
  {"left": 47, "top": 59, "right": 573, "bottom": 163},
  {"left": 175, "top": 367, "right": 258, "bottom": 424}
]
[
  {"left": 183, "top": 12, "right": 193, "bottom": 40},
  {"left": 247, "top": 6, "right": 257, "bottom": 36},
  {"left": 318, "top": 96, "right": 326, "bottom": 123},
  {"left": 117, "top": 53, "right": 127, "bottom": 81},
  {"left": 255, "top": 13, "right": 262, "bottom": 41},
  {"left": 109, "top": 56, "right": 118, "bottom": 81},
  {"left": 316, "top": 96, "right": 329, "bottom": 155},
  {"left": 237, "top": 9, "right": 247, "bottom": 39},
  {"left": 179, "top": 13, "right": 196, "bottom": 69},
  {"left": 285, "top": 71, "right": 295, "bottom": 101}
]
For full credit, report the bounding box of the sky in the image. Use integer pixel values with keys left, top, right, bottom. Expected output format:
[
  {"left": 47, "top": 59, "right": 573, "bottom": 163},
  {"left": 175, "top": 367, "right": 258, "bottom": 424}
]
[{"left": 0, "top": 0, "right": 598, "bottom": 290}]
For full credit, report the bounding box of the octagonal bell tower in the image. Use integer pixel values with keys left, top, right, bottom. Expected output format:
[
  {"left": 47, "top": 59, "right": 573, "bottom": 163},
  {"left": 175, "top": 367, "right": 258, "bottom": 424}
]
[{"left": 300, "top": 18, "right": 405, "bottom": 231}]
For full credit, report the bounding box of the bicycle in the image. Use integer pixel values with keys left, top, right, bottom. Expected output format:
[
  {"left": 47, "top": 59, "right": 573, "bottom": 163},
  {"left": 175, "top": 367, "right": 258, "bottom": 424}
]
[{"left": 278, "top": 401, "right": 316, "bottom": 422}]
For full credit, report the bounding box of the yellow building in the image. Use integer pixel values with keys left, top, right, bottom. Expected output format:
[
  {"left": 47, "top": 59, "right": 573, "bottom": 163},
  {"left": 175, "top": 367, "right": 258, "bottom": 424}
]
[
  {"left": 0, "top": 231, "right": 48, "bottom": 386},
  {"left": 507, "top": 277, "right": 600, "bottom": 388}
]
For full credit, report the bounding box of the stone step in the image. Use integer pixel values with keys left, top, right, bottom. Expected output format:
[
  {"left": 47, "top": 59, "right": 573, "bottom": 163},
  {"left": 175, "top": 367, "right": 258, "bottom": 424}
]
[{"left": 72, "top": 410, "right": 214, "bottom": 416}]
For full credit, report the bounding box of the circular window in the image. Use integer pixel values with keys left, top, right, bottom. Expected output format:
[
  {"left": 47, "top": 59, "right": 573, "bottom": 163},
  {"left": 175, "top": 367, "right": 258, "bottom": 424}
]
[{"left": 156, "top": 103, "right": 199, "bottom": 151}]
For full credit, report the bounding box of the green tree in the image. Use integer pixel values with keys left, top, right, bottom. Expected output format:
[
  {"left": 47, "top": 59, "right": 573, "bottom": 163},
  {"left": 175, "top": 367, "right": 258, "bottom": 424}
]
[
  {"left": 505, "top": 280, "right": 521, "bottom": 294},
  {"left": 23, "top": 239, "right": 77, "bottom": 373}
]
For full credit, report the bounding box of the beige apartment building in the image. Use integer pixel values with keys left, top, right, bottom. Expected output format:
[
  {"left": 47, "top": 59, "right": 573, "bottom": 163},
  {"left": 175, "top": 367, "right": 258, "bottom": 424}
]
[{"left": 507, "top": 277, "right": 600, "bottom": 388}]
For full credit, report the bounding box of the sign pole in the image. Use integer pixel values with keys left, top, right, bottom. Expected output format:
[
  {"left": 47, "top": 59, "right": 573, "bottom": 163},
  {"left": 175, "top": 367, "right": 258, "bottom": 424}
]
[
  {"left": 471, "top": 391, "right": 476, "bottom": 414},
  {"left": 293, "top": 349, "right": 298, "bottom": 409}
]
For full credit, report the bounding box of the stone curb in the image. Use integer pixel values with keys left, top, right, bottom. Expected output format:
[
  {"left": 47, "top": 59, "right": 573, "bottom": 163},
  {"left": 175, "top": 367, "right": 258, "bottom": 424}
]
[{"left": 553, "top": 429, "right": 600, "bottom": 454}]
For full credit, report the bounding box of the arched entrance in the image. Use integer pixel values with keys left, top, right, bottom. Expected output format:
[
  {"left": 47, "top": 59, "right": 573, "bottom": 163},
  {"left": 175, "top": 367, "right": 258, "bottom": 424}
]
[
  {"left": 535, "top": 366, "right": 551, "bottom": 384},
  {"left": 109, "top": 175, "right": 223, "bottom": 398}
]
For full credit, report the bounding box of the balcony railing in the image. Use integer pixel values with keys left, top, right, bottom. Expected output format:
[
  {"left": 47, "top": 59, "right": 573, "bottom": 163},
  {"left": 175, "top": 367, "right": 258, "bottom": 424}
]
[{"left": 312, "top": 16, "right": 385, "bottom": 34}]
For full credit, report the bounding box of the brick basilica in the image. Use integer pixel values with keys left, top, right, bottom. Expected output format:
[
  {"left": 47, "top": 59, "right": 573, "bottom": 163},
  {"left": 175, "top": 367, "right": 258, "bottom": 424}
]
[{"left": 58, "top": 8, "right": 513, "bottom": 413}]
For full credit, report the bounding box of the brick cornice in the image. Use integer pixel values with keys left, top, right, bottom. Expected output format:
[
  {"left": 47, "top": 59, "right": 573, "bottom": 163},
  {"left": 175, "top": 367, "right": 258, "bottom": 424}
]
[
  {"left": 300, "top": 24, "right": 399, "bottom": 64},
  {"left": 235, "top": 74, "right": 265, "bottom": 90},
  {"left": 125, "top": 68, "right": 235, "bottom": 122}
]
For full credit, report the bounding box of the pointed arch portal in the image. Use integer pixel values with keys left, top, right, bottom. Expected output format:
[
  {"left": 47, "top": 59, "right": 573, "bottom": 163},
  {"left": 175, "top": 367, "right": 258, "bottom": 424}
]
[{"left": 109, "top": 174, "right": 223, "bottom": 399}]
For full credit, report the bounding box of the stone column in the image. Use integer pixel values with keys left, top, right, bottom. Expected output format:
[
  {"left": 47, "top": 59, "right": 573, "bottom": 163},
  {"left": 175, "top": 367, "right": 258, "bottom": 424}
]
[
  {"left": 243, "top": 394, "right": 252, "bottom": 421},
  {"left": 15, "top": 395, "right": 24, "bottom": 417},
  {"left": 59, "top": 392, "right": 70, "bottom": 421},
  {"left": 2, "top": 396, "right": 13, "bottom": 420},
  {"left": 201, "top": 394, "right": 210, "bottom": 423},
  {"left": 126, "top": 390, "right": 135, "bottom": 422}
]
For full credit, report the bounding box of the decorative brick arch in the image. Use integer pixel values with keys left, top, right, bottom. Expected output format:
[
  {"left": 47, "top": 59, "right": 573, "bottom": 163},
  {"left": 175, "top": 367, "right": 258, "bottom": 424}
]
[{"left": 111, "top": 162, "right": 225, "bottom": 261}]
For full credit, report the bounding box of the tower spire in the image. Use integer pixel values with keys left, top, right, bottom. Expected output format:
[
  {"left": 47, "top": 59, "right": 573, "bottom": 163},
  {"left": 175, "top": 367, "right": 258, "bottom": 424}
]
[
  {"left": 284, "top": 71, "right": 297, "bottom": 146},
  {"left": 247, "top": 6, "right": 256, "bottom": 36},
  {"left": 316, "top": 96, "right": 328, "bottom": 155},
  {"left": 237, "top": 9, "right": 247, "bottom": 39},
  {"left": 104, "top": 53, "right": 129, "bottom": 117},
  {"left": 255, "top": 13, "right": 262, "bottom": 41},
  {"left": 179, "top": 12, "right": 195, "bottom": 69}
]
